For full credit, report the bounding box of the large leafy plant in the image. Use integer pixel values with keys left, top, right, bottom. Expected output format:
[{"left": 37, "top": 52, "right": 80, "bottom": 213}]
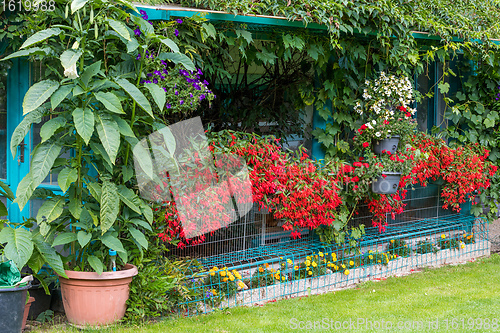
[{"left": 2, "top": 0, "right": 195, "bottom": 273}]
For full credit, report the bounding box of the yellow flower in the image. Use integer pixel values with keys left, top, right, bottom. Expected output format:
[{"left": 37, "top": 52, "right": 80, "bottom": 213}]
[
  {"left": 312, "top": 262, "right": 318, "bottom": 268},
  {"left": 305, "top": 260, "right": 311, "bottom": 266},
  {"left": 333, "top": 265, "right": 338, "bottom": 270},
  {"left": 280, "top": 257, "right": 283, "bottom": 259},
  {"left": 461, "top": 243, "right": 465, "bottom": 249},
  {"left": 314, "top": 255, "right": 318, "bottom": 259},
  {"left": 282, "top": 276, "right": 286, "bottom": 281},
  {"left": 344, "top": 270, "right": 350, "bottom": 275},
  {"left": 265, "top": 263, "right": 269, "bottom": 268},
  {"left": 270, "top": 268, "right": 275, "bottom": 273},
  {"left": 258, "top": 267, "right": 264, "bottom": 273},
  {"left": 212, "top": 289, "right": 217, "bottom": 296},
  {"left": 369, "top": 250, "right": 373, "bottom": 254},
  {"left": 441, "top": 234, "right": 446, "bottom": 239},
  {"left": 222, "top": 277, "right": 229, "bottom": 282},
  {"left": 319, "top": 252, "right": 324, "bottom": 257},
  {"left": 390, "top": 240, "right": 394, "bottom": 243},
  {"left": 306, "top": 267, "right": 310, "bottom": 271},
  {"left": 349, "top": 260, "right": 354, "bottom": 266},
  {"left": 212, "top": 266, "right": 218, "bottom": 271},
  {"left": 306, "top": 256, "right": 311, "bottom": 260},
  {"left": 294, "top": 266, "right": 299, "bottom": 270},
  {"left": 220, "top": 271, "right": 227, "bottom": 277},
  {"left": 327, "top": 263, "right": 331, "bottom": 267},
  {"left": 341, "top": 264, "right": 346, "bottom": 269},
  {"left": 369, "top": 255, "right": 373, "bottom": 260},
  {"left": 467, "top": 235, "right": 472, "bottom": 240},
  {"left": 287, "top": 259, "right": 292, "bottom": 265},
  {"left": 275, "top": 274, "right": 280, "bottom": 280},
  {"left": 229, "top": 275, "right": 235, "bottom": 281},
  {"left": 277, "top": 270, "right": 280, "bottom": 274},
  {"left": 463, "top": 234, "right": 467, "bottom": 238},
  {"left": 308, "top": 271, "right": 313, "bottom": 276},
  {"left": 322, "top": 259, "right": 327, "bottom": 263},
  {"left": 332, "top": 257, "right": 337, "bottom": 262},
  {"left": 238, "top": 281, "right": 245, "bottom": 289},
  {"left": 325, "top": 253, "right": 329, "bottom": 256},
  {"left": 378, "top": 260, "right": 381, "bottom": 263},
  {"left": 210, "top": 272, "right": 216, "bottom": 276}
]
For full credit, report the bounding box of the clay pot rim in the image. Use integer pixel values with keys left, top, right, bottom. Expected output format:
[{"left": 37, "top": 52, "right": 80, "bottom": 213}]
[{"left": 59, "top": 263, "right": 138, "bottom": 281}]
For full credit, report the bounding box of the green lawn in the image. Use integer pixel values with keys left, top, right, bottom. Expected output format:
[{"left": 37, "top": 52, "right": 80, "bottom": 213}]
[{"left": 35, "top": 254, "right": 500, "bottom": 333}]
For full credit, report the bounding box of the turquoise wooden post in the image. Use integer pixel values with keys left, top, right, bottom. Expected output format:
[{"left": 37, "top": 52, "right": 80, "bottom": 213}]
[{"left": 6, "top": 58, "right": 31, "bottom": 223}]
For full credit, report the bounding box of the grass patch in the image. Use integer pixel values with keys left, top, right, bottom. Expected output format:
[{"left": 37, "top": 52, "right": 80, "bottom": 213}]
[{"left": 34, "top": 254, "right": 500, "bottom": 333}]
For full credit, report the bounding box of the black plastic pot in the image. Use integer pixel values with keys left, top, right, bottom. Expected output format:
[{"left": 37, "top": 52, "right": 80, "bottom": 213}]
[
  {"left": 429, "top": 177, "right": 445, "bottom": 186},
  {"left": 0, "top": 284, "right": 30, "bottom": 333},
  {"left": 372, "top": 172, "right": 401, "bottom": 194},
  {"left": 28, "top": 284, "right": 52, "bottom": 320},
  {"left": 373, "top": 135, "right": 400, "bottom": 155}
]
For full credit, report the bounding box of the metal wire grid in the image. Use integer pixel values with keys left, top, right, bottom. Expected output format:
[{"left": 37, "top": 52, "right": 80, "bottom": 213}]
[{"left": 177, "top": 215, "right": 488, "bottom": 316}]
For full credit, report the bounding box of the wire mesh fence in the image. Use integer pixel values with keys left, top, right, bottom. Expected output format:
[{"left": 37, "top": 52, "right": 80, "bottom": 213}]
[{"left": 170, "top": 185, "right": 490, "bottom": 316}]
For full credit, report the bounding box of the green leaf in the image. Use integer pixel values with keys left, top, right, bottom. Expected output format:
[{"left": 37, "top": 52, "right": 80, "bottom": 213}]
[
  {"left": 13, "top": 172, "right": 36, "bottom": 211},
  {"left": 71, "top": 0, "right": 89, "bottom": 13},
  {"left": 23, "top": 80, "right": 60, "bottom": 115},
  {"left": 32, "top": 233, "right": 67, "bottom": 278},
  {"left": 484, "top": 117, "right": 495, "bottom": 128},
  {"left": 128, "top": 226, "right": 148, "bottom": 249},
  {"left": 20, "top": 28, "right": 61, "bottom": 49},
  {"left": 95, "top": 91, "right": 124, "bottom": 114},
  {"left": 115, "top": 78, "right": 153, "bottom": 117},
  {"left": 100, "top": 180, "right": 119, "bottom": 234},
  {"left": 80, "top": 61, "right": 102, "bottom": 88},
  {"left": 10, "top": 108, "right": 44, "bottom": 158},
  {"left": 95, "top": 113, "right": 120, "bottom": 164},
  {"left": 111, "top": 115, "right": 135, "bottom": 138},
  {"left": 51, "top": 85, "right": 73, "bottom": 110},
  {"left": 69, "top": 198, "right": 82, "bottom": 220},
  {"left": 100, "top": 234, "right": 126, "bottom": 254},
  {"left": 438, "top": 81, "right": 450, "bottom": 94},
  {"left": 77, "top": 230, "right": 91, "bottom": 248},
  {"left": 0, "top": 47, "right": 46, "bottom": 61},
  {"left": 117, "top": 185, "right": 142, "bottom": 214},
  {"left": 0, "top": 180, "right": 15, "bottom": 201},
  {"left": 30, "top": 141, "right": 63, "bottom": 186},
  {"left": 201, "top": 23, "right": 216, "bottom": 39},
  {"left": 87, "top": 181, "right": 102, "bottom": 203},
  {"left": 160, "top": 37, "right": 179, "bottom": 53},
  {"left": 144, "top": 83, "right": 166, "bottom": 113},
  {"left": 89, "top": 142, "right": 113, "bottom": 169},
  {"left": 40, "top": 117, "right": 67, "bottom": 143},
  {"left": 36, "top": 196, "right": 65, "bottom": 224},
  {"left": 132, "top": 139, "right": 154, "bottom": 181},
  {"left": 87, "top": 255, "right": 104, "bottom": 274},
  {"left": 60, "top": 49, "right": 83, "bottom": 70},
  {"left": 235, "top": 29, "right": 253, "bottom": 44},
  {"left": 159, "top": 53, "right": 195, "bottom": 72},
  {"left": 27, "top": 248, "right": 45, "bottom": 275},
  {"left": 73, "top": 107, "right": 94, "bottom": 144},
  {"left": 130, "top": 218, "right": 152, "bottom": 232},
  {"left": 52, "top": 232, "right": 77, "bottom": 247},
  {"left": 140, "top": 203, "right": 153, "bottom": 225},
  {"left": 0, "top": 227, "right": 33, "bottom": 270},
  {"left": 57, "top": 167, "right": 78, "bottom": 193},
  {"left": 107, "top": 18, "right": 130, "bottom": 41}
]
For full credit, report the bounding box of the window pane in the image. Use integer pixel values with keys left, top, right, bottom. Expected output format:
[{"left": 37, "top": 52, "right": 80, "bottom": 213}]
[
  {"left": 416, "top": 73, "right": 429, "bottom": 132},
  {"left": 0, "top": 63, "right": 8, "bottom": 180}
]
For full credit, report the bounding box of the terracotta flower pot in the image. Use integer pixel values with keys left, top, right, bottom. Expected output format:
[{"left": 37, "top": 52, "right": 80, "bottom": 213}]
[
  {"left": 59, "top": 264, "right": 138, "bottom": 327},
  {"left": 22, "top": 296, "right": 35, "bottom": 330}
]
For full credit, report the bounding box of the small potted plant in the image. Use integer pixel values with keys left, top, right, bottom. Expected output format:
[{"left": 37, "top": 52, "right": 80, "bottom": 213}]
[{"left": 353, "top": 72, "right": 417, "bottom": 155}]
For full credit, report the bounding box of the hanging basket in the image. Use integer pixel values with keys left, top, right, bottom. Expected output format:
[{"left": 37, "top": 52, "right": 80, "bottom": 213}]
[
  {"left": 372, "top": 172, "right": 401, "bottom": 195},
  {"left": 429, "top": 177, "right": 445, "bottom": 186},
  {"left": 372, "top": 135, "right": 400, "bottom": 155}
]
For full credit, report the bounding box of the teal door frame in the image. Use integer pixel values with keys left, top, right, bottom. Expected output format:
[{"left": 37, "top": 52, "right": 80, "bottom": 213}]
[{"left": 4, "top": 58, "right": 31, "bottom": 223}]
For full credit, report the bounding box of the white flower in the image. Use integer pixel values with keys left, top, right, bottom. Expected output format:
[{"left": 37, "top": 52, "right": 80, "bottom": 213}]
[
  {"left": 372, "top": 120, "right": 376, "bottom": 125},
  {"left": 64, "top": 63, "right": 79, "bottom": 79},
  {"left": 375, "top": 132, "right": 381, "bottom": 137}
]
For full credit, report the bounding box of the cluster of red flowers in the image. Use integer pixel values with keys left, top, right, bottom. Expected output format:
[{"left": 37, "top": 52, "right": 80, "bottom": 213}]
[
  {"left": 156, "top": 132, "right": 343, "bottom": 247},
  {"left": 411, "top": 134, "right": 497, "bottom": 212}
]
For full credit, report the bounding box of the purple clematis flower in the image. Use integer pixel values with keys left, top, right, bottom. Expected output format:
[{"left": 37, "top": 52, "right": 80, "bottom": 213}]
[
  {"left": 166, "top": 103, "right": 171, "bottom": 109},
  {"left": 136, "top": 54, "right": 141, "bottom": 60},
  {"left": 189, "top": 93, "right": 193, "bottom": 98},
  {"left": 134, "top": 28, "right": 141, "bottom": 36},
  {"left": 193, "top": 83, "right": 201, "bottom": 90},
  {"left": 175, "top": 91, "right": 179, "bottom": 95},
  {"left": 199, "top": 94, "right": 206, "bottom": 101},
  {"left": 197, "top": 68, "right": 203, "bottom": 75},
  {"left": 162, "top": 87, "right": 167, "bottom": 92},
  {"left": 147, "top": 73, "right": 153, "bottom": 77},
  {"left": 154, "top": 70, "right": 161, "bottom": 76},
  {"left": 175, "top": 29, "right": 179, "bottom": 37},
  {"left": 176, "top": 19, "right": 183, "bottom": 24},
  {"left": 180, "top": 100, "right": 184, "bottom": 105},
  {"left": 153, "top": 78, "right": 158, "bottom": 84}
]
